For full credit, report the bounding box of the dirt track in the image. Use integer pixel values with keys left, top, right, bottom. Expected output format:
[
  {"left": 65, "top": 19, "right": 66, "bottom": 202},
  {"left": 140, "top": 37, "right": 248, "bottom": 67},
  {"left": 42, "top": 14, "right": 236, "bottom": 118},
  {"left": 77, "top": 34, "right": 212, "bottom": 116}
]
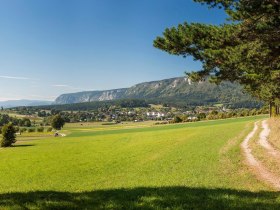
[
  {"left": 241, "top": 121, "right": 280, "bottom": 190},
  {"left": 259, "top": 120, "right": 280, "bottom": 158}
]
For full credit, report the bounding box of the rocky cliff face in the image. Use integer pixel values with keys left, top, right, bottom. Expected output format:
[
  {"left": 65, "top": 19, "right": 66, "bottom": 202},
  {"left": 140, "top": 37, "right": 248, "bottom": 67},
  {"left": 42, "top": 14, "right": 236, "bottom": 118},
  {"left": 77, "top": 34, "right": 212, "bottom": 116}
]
[
  {"left": 54, "top": 77, "right": 257, "bottom": 106},
  {"left": 55, "top": 89, "right": 127, "bottom": 104}
]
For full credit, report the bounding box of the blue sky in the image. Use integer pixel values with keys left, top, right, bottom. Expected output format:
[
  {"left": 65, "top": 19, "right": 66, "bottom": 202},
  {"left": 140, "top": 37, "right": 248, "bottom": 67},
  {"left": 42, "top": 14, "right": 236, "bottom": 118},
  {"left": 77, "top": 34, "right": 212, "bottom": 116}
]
[{"left": 0, "top": 0, "right": 226, "bottom": 101}]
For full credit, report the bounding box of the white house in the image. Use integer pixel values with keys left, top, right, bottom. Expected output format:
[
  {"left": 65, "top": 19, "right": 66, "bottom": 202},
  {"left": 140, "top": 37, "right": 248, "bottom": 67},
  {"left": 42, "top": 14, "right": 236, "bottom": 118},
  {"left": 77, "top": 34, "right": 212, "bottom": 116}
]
[{"left": 146, "top": 112, "right": 165, "bottom": 118}]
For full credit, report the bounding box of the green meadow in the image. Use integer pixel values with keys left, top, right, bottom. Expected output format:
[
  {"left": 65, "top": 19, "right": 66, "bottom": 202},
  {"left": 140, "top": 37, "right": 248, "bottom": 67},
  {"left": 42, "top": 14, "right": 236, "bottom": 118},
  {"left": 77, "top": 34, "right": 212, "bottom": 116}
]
[{"left": 1, "top": 116, "right": 280, "bottom": 209}]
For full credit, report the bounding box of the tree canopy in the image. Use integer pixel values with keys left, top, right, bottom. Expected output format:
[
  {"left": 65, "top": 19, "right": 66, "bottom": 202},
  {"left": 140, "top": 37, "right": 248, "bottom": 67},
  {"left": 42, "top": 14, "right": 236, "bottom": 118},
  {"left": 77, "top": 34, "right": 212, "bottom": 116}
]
[
  {"left": 154, "top": 0, "right": 280, "bottom": 116},
  {"left": 51, "top": 115, "right": 65, "bottom": 130}
]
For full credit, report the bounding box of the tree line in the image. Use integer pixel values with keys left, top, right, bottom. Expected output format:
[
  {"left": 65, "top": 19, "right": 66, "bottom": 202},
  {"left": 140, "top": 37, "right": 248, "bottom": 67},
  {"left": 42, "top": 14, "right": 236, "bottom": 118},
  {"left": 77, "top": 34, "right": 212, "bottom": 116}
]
[{"left": 0, "top": 114, "right": 65, "bottom": 148}]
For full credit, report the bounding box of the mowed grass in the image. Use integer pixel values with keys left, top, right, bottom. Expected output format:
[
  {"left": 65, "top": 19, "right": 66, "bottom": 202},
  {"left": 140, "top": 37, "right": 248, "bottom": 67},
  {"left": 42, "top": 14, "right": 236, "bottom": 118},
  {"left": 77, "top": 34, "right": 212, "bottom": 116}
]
[{"left": 1, "top": 115, "right": 280, "bottom": 209}]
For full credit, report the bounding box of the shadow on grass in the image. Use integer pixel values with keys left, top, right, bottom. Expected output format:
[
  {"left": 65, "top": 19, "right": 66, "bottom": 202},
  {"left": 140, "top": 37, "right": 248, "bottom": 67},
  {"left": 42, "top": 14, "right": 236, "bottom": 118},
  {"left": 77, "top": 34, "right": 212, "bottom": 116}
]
[
  {"left": 0, "top": 187, "right": 280, "bottom": 210},
  {"left": 13, "top": 144, "right": 35, "bottom": 147}
]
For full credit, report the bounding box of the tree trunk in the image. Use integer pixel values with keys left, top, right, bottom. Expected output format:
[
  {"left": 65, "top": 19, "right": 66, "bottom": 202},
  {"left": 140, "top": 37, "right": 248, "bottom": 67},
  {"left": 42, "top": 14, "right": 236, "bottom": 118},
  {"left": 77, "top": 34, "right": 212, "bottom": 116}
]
[
  {"left": 277, "top": 105, "right": 280, "bottom": 116},
  {"left": 270, "top": 102, "right": 279, "bottom": 117}
]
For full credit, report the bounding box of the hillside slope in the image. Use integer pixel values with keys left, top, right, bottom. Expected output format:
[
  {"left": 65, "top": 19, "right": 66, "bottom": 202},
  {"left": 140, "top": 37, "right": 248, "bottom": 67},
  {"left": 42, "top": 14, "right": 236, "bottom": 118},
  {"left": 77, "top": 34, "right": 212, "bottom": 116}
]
[{"left": 55, "top": 77, "right": 261, "bottom": 107}]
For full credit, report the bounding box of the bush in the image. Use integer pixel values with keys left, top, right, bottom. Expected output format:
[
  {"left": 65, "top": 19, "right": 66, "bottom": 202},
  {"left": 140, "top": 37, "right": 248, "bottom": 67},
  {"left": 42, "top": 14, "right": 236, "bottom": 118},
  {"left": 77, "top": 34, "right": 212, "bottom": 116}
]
[
  {"left": 173, "top": 116, "right": 183, "bottom": 123},
  {"left": 28, "top": 128, "right": 35, "bottom": 133},
  {"left": 22, "top": 118, "right": 32, "bottom": 127},
  {"left": 1, "top": 123, "right": 16, "bottom": 147},
  {"left": 37, "top": 127, "right": 44, "bottom": 132},
  {"left": 20, "top": 128, "right": 27, "bottom": 133},
  {"left": 46, "top": 127, "right": 53, "bottom": 132},
  {"left": 14, "top": 126, "right": 20, "bottom": 132},
  {"left": 197, "top": 113, "right": 207, "bottom": 120}
]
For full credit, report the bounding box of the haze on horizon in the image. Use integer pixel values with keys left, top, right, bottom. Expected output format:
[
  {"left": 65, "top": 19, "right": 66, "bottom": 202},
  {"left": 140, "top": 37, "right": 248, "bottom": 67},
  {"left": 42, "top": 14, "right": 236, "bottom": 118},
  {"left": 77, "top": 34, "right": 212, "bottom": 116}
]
[{"left": 0, "top": 0, "right": 226, "bottom": 102}]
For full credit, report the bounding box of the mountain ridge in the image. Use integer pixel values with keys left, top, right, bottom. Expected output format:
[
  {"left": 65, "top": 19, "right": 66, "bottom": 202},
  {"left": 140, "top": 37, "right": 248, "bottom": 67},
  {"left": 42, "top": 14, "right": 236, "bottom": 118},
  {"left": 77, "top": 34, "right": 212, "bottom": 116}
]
[
  {"left": 54, "top": 77, "right": 262, "bottom": 108},
  {"left": 0, "top": 99, "right": 53, "bottom": 108}
]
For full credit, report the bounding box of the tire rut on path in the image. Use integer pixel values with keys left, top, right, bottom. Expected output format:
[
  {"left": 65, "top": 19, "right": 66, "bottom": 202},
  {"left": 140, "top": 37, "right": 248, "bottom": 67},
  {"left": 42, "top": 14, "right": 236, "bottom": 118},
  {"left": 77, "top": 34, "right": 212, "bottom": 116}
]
[
  {"left": 259, "top": 120, "right": 280, "bottom": 158},
  {"left": 241, "top": 121, "right": 280, "bottom": 190}
]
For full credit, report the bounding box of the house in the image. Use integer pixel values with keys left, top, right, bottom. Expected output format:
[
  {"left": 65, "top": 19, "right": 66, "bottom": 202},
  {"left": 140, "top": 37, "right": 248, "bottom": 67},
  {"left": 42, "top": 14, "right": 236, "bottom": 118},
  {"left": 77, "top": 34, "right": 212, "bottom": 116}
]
[
  {"left": 146, "top": 112, "right": 165, "bottom": 118},
  {"left": 188, "top": 116, "right": 198, "bottom": 120}
]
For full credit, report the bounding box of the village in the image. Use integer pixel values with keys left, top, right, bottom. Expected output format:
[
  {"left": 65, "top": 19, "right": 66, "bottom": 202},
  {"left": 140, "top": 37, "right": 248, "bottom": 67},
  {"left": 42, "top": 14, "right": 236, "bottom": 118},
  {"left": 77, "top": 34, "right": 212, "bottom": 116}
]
[{"left": 7, "top": 103, "right": 268, "bottom": 126}]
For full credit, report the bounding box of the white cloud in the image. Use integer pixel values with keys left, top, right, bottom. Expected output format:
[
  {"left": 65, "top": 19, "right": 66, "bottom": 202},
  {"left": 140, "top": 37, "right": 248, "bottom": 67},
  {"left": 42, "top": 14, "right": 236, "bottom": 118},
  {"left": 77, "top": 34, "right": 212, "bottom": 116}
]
[
  {"left": 51, "top": 84, "right": 91, "bottom": 91},
  {"left": 0, "top": 97, "right": 20, "bottom": 101},
  {"left": 0, "top": 75, "right": 31, "bottom": 80},
  {"left": 29, "top": 95, "right": 56, "bottom": 100},
  {"left": 52, "top": 84, "right": 71, "bottom": 87}
]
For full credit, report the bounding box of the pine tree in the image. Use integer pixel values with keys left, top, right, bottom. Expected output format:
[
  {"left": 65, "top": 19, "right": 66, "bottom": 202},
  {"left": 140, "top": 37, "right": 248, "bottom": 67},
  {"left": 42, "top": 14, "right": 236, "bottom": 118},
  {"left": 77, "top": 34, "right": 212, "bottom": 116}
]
[
  {"left": 154, "top": 0, "right": 280, "bottom": 116},
  {"left": 1, "top": 123, "right": 16, "bottom": 147}
]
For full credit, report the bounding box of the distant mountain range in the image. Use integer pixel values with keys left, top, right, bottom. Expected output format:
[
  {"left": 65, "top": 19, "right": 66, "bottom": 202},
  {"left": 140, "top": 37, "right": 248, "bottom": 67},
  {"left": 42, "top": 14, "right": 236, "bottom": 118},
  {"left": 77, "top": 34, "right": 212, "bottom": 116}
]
[
  {"left": 54, "top": 77, "right": 262, "bottom": 108},
  {"left": 0, "top": 100, "right": 53, "bottom": 108},
  {"left": 2, "top": 77, "right": 262, "bottom": 109}
]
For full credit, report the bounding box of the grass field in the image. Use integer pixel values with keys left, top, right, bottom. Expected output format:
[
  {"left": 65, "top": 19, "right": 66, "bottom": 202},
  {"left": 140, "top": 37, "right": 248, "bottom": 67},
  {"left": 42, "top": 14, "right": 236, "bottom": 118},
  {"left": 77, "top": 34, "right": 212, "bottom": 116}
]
[{"left": 1, "top": 115, "right": 280, "bottom": 209}]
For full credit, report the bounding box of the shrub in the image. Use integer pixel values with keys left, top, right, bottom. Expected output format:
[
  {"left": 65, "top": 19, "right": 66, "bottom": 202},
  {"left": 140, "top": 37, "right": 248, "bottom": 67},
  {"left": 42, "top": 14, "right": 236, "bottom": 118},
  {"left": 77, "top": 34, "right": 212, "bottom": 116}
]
[
  {"left": 14, "top": 126, "right": 20, "bottom": 132},
  {"left": 37, "top": 127, "right": 44, "bottom": 132},
  {"left": 28, "top": 128, "right": 35, "bottom": 133},
  {"left": 197, "top": 113, "right": 206, "bottom": 120},
  {"left": 1, "top": 123, "right": 16, "bottom": 147},
  {"left": 173, "top": 116, "right": 183, "bottom": 123},
  {"left": 22, "top": 118, "right": 32, "bottom": 127},
  {"left": 46, "top": 127, "right": 53, "bottom": 132},
  {"left": 20, "top": 128, "right": 27, "bottom": 133}
]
